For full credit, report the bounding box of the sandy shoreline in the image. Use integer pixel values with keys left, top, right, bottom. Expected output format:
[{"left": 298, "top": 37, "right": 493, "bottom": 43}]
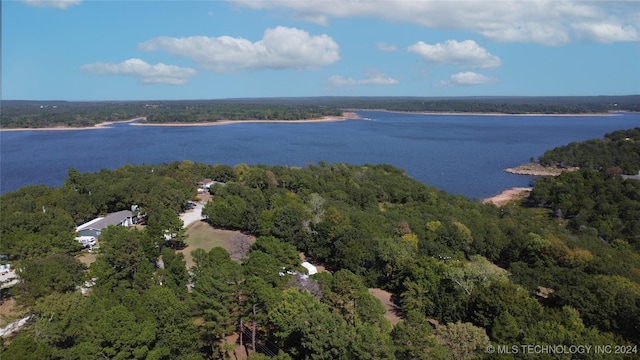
[
  {"left": 0, "top": 113, "right": 362, "bottom": 131},
  {"left": 0, "top": 118, "right": 144, "bottom": 132},
  {"left": 483, "top": 187, "right": 533, "bottom": 206},
  {"left": 130, "top": 112, "right": 362, "bottom": 127}
]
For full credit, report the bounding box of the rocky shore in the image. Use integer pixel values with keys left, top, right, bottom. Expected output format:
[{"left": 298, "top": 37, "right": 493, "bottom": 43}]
[
  {"left": 505, "top": 162, "right": 579, "bottom": 176},
  {"left": 483, "top": 162, "right": 579, "bottom": 206}
]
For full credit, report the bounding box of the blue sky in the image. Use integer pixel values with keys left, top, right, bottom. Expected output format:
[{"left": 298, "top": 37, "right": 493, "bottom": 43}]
[{"left": 3, "top": 0, "right": 639, "bottom": 100}]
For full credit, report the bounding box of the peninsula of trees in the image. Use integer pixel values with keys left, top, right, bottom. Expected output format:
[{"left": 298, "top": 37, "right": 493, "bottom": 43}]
[
  {"left": 2, "top": 95, "right": 638, "bottom": 129},
  {"left": 1, "top": 128, "right": 639, "bottom": 358},
  {"left": 538, "top": 127, "right": 640, "bottom": 174}
]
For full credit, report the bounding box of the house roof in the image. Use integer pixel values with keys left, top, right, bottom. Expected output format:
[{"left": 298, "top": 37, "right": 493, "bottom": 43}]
[
  {"left": 198, "top": 179, "right": 226, "bottom": 188},
  {"left": 77, "top": 210, "right": 133, "bottom": 231},
  {"left": 197, "top": 179, "right": 213, "bottom": 186},
  {"left": 301, "top": 261, "right": 318, "bottom": 275}
]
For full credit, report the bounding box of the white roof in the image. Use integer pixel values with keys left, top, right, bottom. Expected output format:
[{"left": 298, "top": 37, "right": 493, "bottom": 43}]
[
  {"left": 301, "top": 261, "right": 318, "bottom": 275},
  {"left": 76, "top": 210, "right": 133, "bottom": 232},
  {"left": 76, "top": 217, "right": 104, "bottom": 231}
]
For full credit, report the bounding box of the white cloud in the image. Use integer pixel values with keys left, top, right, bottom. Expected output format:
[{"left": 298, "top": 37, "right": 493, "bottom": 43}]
[
  {"left": 328, "top": 71, "right": 398, "bottom": 86},
  {"left": 408, "top": 40, "right": 502, "bottom": 70},
  {"left": 478, "top": 22, "right": 572, "bottom": 47},
  {"left": 376, "top": 42, "right": 397, "bottom": 53},
  {"left": 20, "top": 0, "right": 81, "bottom": 9},
  {"left": 435, "top": 71, "right": 499, "bottom": 87},
  {"left": 80, "top": 58, "right": 197, "bottom": 85},
  {"left": 138, "top": 26, "right": 340, "bottom": 72},
  {"left": 230, "top": 0, "right": 640, "bottom": 45},
  {"left": 572, "top": 23, "right": 639, "bottom": 43}
]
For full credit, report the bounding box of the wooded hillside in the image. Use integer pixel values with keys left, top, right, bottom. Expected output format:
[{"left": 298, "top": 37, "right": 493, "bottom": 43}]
[
  {"left": 1, "top": 142, "right": 639, "bottom": 358},
  {"left": 538, "top": 127, "right": 640, "bottom": 174}
]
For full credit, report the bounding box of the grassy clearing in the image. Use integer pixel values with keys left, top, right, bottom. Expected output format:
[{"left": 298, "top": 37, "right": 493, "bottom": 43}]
[
  {"left": 180, "top": 221, "right": 248, "bottom": 268},
  {"left": 76, "top": 252, "right": 97, "bottom": 267}
]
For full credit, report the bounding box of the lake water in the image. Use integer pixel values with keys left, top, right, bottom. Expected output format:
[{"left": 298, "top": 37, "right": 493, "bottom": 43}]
[{"left": 2, "top": 111, "right": 639, "bottom": 199}]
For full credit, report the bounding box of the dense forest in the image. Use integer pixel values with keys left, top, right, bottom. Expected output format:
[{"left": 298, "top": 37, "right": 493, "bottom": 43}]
[
  {"left": 2, "top": 96, "right": 638, "bottom": 128},
  {"left": 2, "top": 124, "right": 640, "bottom": 358},
  {"left": 538, "top": 127, "right": 640, "bottom": 174}
]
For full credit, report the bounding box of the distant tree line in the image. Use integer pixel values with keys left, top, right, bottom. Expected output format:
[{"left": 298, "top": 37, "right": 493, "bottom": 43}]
[
  {"left": 0, "top": 100, "right": 343, "bottom": 129},
  {"left": 320, "top": 95, "right": 640, "bottom": 114},
  {"left": 144, "top": 103, "right": 342, "bottom": 123},
  {"left": 3, "top": 96, "right": 638, "bottom": 128},
  {"left": 1, "top": 101, "right": 147, "bottom": 128}
]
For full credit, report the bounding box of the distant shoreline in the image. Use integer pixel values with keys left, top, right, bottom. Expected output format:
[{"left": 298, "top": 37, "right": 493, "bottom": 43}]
[
  {"left": 130, "top": 112, "right": 362, "bottom": 127},
  {"left": 351, "top": 109, "right": 624, "bottom": 117},
  {"left": 0, "top": 118, "right": 144, "bottom": 132},
  {"left": 0, "top": 113, "right": 362, "bottom": 131},
  {"left": 2, "top": 110, "right": 630, "bottom": 131}
]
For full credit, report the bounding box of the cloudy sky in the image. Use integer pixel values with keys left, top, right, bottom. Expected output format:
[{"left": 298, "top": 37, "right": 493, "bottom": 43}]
[{"left": 3, "top": 0, "right": 639, "bottom": 100}]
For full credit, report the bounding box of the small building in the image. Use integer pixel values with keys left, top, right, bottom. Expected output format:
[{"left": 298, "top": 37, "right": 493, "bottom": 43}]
[
  {"left": 301, "top": 261, "right": 318, "bottom": 276},
  {"left": 76, "top": 210, "right": 134, "bottom": 237},
  {"left": 197, "top": 178, "right": 226, "bottom": 192}
]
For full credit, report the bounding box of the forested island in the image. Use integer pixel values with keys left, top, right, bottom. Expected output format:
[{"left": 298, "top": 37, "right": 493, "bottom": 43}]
[
  {"left": 1, "top": 128, "right": 639, "bottom": 359},
  {"left": 2, "top": 95, "right": 638, "bottom": 129}
]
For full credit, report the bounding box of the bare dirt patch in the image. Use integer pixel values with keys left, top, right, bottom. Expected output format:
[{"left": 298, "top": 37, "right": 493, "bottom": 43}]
[
  {"left": 197, "top": 192, "right": 212, "bottom": 203},
  {"left": 223, "top": 333, "right": 248, "bottom": 360},
  {"left": 0, "top": 297, "right": 27, "bottom": 328},
  {"left": 76, "top": 252, "right": 97, "bottom": 267},
  {"left": 368, "top": 288, "right": 403, "bottom": 325}
]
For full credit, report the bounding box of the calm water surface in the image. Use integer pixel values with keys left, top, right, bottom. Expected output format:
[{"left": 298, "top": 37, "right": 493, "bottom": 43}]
[{"left": 2, "top": 111, "right": 640, "bottom": 199}]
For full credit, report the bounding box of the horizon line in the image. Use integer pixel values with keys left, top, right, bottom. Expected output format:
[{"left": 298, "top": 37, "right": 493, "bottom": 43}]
[{"left": 5, "top": 94, "right": 640, "bottom": 103}]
